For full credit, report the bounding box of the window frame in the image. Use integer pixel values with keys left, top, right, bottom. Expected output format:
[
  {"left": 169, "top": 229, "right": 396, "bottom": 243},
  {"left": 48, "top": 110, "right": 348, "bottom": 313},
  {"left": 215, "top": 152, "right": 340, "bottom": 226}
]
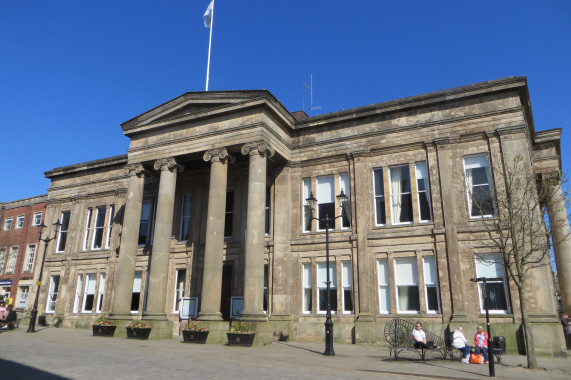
[
  {"left": 302, "top": 262, "right": 312, "bottom": 314},
  {"left": 339, "top": 174, "right": 351, "bottom": 229},
  {"left": 316, "top": 176, "right": 335, "bottom": 231},
  {"left": 17, "top": 286, "right": 29, "bottom": 309},
  {"left": 0, "top": 248, "right": 6, "bottom": 273},
  {"left": 394, "top": 257, "right": 420, "bottom": 314},
  {"left": 179, "top": 194, "right": 192, "bottom": 241},
  {"left": 377, "top": 259, "right": 391, "bottom": 314},
  {"left": 173, "top": 269, "right": 186, "bottom": 313},
  {"left": 96, "top": 273, "right": 106, "bottom": 313},
  {"left": 317, "top": 261, "right": 337, "bottom": 314},
  {"left": 5, "top": 246, "right": 18, "bottom": 274},
  {"left": 56, "top": 211, "right": 71, "bottom": 253},
  {"left": 302, "top": 179, "right": 312, "bottom": 233},
  {"left": 105, "top": 205, "right": 114, "bottom": 249},
  {"left": 474, "top": 254, "right": 510, "bottom": 314},
  {"left": 46, "top": 275, "right": 60, "bottom": 313},
  {"left": 33, "top": 212, "right": 43, "bottom": 227},
  {"left": 82, "top": 208, "right": 93, "bottom": 251},
  {"left": 373, "top": 168, "right": 387, "bottom": 226},
  {"left": 3, "top": 217, "right": 12, "bottom": 230},
  {"left": 422, "top": 256, "right": 440, "bottom": 314},
  {"left": 415, "top": 162, "right": 433, "bottom": 222},
  {"left": 16, "top": 215, "right": 25, "bottom": 229},
  {"left": 91, "top": 206, "right": 106, "bottom": 250},
  {"left": 81, "top": 273, "right": 97, "bottom": 313},
  {"left": 224, "top": 190, "right": 234, "bottom": 238},
  {"left": 341, "top": 261, "right": 354, "bottom": 314},
  {"left": 24, "top": 243, "right": 36, "bottom": 272},
  {"left": 389, "top": 165, "right": 414, "bottom": 225},
  {"left": 463, "top": 154, "right": 496, "bottom": 218}
]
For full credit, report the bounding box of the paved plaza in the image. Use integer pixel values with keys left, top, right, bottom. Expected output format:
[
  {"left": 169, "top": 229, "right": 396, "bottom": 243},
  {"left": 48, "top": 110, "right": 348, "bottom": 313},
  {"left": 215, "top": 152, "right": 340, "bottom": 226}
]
[{"left": 0, "top": 327, "right": 570, "bottom": 380}]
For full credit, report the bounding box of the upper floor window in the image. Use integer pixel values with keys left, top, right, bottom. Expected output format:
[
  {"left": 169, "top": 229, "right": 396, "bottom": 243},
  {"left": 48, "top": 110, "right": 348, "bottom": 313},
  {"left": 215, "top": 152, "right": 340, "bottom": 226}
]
[
  {"left": 464, "top": 154, "right": 495, "bottom": 218},
  {"left": 302, "top": 179, "right": 312, "bottom": 233},
  {"left": 33, "top": 212, "right": 43, "bottom": 226},
  {"left": 5, "top": 246, "right": 18, "bottom": 274},
  {"left": 389, "top": 165, "right": 413, "bottom": 224},
  {"left": 179, "top": 194, "right": 192, "bottom": 241},
  {"left": 56, "top": 211, "right": 71, "bottom": 253},
  {"left": 373, "top": 169, "right": 386, "bottom": 226},
  {"left": 105, "top": 205, "right": 115, "bottom": 249},
  {"left": 316, "top": 176, "right": 335, "bottom": 230},
  {"left": 339, "top": 174, "right": 351, "bottom": 228},
  {"left": 3, "top": 217, "right": 12, "bottom": 231},
  {"left": 138, "top": 200, "right": 156, "bottom": 245},
  {"left": 415, "top": 162, "right": 432, "bottom": 222},
  {"left": 0, "top": 248, "right": 6, "bottom": 273},
  {"left": 265, "top": 187, "right": 271, "bottom": 235},
  {"left": 91, "top": 206, "right": 106, "bottom": 250},
  {"left": 24, "top": 244, "right": 36, "bottom": 272},
  {"left": 82, "top": 208, "right": 93, "bottom": 251},
  {"left": 16, "top": 215, "right": 24, "bottom": 229},
  {"left": 224, "top": 190, "right": 234, "bottom": 238}
]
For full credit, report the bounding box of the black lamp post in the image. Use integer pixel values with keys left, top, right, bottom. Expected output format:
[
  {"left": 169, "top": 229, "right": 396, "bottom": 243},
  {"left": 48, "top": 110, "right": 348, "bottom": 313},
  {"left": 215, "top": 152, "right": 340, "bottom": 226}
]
[
  {"left": 27, "top": 220, "right": 61, "bottom": 333},
  {"left": 470, "top": 277, "right": 502, "bottom": 377},
  {"left": 306, "top": 189, "right": 350, "bottom": 356}
]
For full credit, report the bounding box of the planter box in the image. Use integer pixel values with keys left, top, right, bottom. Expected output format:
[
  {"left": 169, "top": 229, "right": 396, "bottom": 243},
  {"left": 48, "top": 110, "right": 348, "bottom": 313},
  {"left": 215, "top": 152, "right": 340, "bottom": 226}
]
[
  {"left": 92, "top": 325, "right": 116, "bottom": 337},
  {"left": 126, "top": 327, "right": 151, "bottom": 340},
  {"left": 182, "top": 330, "right": 209, "bottom": 344},
  {"left": 227, "top": 333, "right": 255, "bottom": 347}
]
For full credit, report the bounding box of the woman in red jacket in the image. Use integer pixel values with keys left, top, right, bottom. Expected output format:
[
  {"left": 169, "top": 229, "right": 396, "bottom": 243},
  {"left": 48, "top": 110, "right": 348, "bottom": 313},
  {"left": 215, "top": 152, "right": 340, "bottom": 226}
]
[{"left": 474, "top": 325, "right": 489, "bottom": 364}]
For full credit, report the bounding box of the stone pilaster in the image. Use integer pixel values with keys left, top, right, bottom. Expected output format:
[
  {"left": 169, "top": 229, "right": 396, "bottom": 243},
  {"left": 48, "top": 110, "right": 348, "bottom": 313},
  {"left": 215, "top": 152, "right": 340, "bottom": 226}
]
[
  {"left": 111, "top": 163, "right": 146, "bottom": 318},
  {"left": 199, "top": 148, "right": 233, "bottom": 321},
  {"left": 240, "top": 142, "right": 274, "bottom": 321},
  {"left": 145, "top": 157, "right": 183, "bottom": 318}
]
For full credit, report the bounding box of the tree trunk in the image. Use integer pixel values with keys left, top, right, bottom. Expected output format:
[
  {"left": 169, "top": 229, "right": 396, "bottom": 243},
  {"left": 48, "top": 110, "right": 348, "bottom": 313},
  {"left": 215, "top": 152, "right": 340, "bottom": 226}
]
[{"left": 519, "top": 285, "right": 538, "bottom": 369}]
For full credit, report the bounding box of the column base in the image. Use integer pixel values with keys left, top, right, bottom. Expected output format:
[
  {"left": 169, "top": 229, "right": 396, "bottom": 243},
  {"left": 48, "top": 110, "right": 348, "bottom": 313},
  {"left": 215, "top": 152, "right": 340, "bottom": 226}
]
[{"left": 197, "top": 312, "right": 223, "bottom": 321}]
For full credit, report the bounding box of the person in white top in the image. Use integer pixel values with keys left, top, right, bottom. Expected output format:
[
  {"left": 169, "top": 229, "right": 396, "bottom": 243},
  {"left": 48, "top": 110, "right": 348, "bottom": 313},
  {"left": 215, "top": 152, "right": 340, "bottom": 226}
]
[
  {"left": 412, "top": 322, "right": 431, "bottom": 349},
  {"left": 452, "top": 327, "right": 470, "bottom": 363}
]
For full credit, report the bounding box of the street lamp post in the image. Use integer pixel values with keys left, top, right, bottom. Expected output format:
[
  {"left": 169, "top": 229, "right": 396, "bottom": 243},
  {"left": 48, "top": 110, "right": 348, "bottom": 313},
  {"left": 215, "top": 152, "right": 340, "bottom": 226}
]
[
  {"left": 470, "top": 277, "right": 502, "bottom": 378},
  {"left": 306, "top": 190, "right": 350, "bottom": 357},
  {"left": 27, "top": 220, "right": 61, "bottom": 333}
]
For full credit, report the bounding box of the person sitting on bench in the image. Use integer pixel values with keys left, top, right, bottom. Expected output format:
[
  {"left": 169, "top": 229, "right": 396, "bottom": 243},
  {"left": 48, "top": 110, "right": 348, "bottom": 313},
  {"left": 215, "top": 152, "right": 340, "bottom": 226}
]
[{"left": 413, "top": 322, "right": 437, "bottom": 349}]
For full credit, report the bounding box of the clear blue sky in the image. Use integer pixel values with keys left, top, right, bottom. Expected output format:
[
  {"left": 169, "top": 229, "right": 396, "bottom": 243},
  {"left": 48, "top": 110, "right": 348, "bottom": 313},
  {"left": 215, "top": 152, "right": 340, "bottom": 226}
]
[{"left": 1, "top": 0, "right": 570, "bottom": 202}]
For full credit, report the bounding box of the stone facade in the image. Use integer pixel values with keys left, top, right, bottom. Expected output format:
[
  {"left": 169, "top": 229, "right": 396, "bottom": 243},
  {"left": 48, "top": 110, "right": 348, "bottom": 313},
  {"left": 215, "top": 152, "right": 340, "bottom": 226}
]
[{"left": 30, "top": 77, "right": 568, "bottom": 355}]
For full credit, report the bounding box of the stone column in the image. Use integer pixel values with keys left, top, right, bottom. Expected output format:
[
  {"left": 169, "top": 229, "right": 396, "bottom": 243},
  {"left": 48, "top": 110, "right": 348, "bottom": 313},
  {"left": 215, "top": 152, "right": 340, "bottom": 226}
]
[
  {"left": 241, "top": 142, "right": 274, "bottom": 321},
  {"left": 111, "top": 163, "right": 146, "bottom": 317},
  {"left": 199, "top": 148, "right": 233, "bottom": 320},
  {"left": 545, "top": 175, "right": 571, "bottom": 313},
  {"left": 145, "top": 157, "right": 183, "bottom": 317}
]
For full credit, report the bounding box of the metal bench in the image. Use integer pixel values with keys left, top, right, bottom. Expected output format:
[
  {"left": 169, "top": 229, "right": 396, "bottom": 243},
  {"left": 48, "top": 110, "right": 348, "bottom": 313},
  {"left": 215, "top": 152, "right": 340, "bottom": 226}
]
[{"left": 384, "top": 318, "right": 453, "bottom": 361}]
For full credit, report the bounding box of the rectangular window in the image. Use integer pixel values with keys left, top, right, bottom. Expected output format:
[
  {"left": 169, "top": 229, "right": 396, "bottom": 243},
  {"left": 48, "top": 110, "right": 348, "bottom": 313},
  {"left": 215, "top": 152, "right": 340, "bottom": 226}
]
[
  {"left": 302, "top": 263, "right": 312, "bottom": 313},
  {"left": 265, "top": 187, "right": 271, "bottom": 235},
  {"left": 415, "top": 162, "right": 432, "bottom": 222},
  {"left": 475, "top": 254, "right": 509, "bottom": 313},
  {"left": 302, "top": 179, "right": 312, "bottom": 232},
  {"left": 33, "top": 212, "right": 42, "bottom": 226},
  {"left": 339, "top": 174, "right": 351, "bottom": 228},
  {"left": 16, "top": 215, "right": 24, "bottom": 229},
  {"left": 179, "top": 194, "right": 192, "bottom": 241},
  {"left": 390, "top": 165, "right": 413, "bottom": 224},
  {"left": 131, "top": 271, "right": 142, "bottom": 312},
  {"left": 24, "top": 244, "right": 36, "bottom": 272},
  {"left": 56, "top": 211, "right": 71, "bottom": 253},
  {"left": 3, "top": 217, "right": 12, "bottom": 230},
  {"left": 317, "top": 262, "right": 337, "bottom": 313},
  {"left": 423, "top": 257, "right": 440, "bottom": 313},
  {"left": 73, "top": 275, "right": 83, "bottom": 313},
  {"left": 96, "top": 273, "right": 106, "bottom": 313},
  {"left": 0, "top": 248, "right": 6, "bottom": 273},
  {"left": 224, "top": 190, "right": 234, "bottom": 238},
  {"left": 263, "top": 264, "right": 269, "bottom": 313},
  {"left": 5, "top": 246, "right": 18, "bottom": 274},
  {"left": 464, "top": 154, "right": 495, "bottom": 218},
  {"left": 394, "top": 257, "right": 420, "bottom": 313},
  {"left": 82, "top": 273, "right": 97, "bottom": 312},
  {"left": 377, "top": 259, "right": 391, "bottom": 314},
  {"left": 341, "top": 261, "right": 353, "bottom": 313},
  {"left": 91, "top": 206, "right": 106, "bottom": 250},
  {"left": 317, "top": 176, "right": 335, "bottom": 230},
  {"left": 18, "top": 286, "right": 29, "bottom": 309},
  {"left": 173, "top": 269, "right": 186, "bottom": 313},
  {"left": 138, "top": 201, "right": 153, "bottom": 245},
  {"left": 373, "top": 169, "right": 386, "bottom": 225},
  {"left": 105, "top": 205, "right": 114, "bottom": 249},
  {"left": 82, "top": 208, "right": 93, "bottom": 251},
  {"left": 46, "top": 275, "right": 60, "bottom": 313}
]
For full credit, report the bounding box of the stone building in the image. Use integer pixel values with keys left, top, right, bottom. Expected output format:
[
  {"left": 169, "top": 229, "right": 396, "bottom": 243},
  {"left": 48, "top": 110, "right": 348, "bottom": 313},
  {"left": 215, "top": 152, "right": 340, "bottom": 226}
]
[
  {"left": 0, "top": 195, "right": 47, "bottom": 310},
  {"left": 34, "top": 76, "right": 568, "bottom": 355}
]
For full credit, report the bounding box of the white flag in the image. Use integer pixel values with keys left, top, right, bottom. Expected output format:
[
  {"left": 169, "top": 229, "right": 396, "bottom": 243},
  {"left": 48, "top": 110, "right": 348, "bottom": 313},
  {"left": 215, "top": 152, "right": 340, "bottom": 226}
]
[{"left": 203, "top": 0, "right": 213, "bottom": 28}]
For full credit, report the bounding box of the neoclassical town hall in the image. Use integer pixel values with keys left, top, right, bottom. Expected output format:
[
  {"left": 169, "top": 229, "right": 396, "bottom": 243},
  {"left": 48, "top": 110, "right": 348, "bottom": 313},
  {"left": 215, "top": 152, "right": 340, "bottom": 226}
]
[{"left": 32, "top": 76, "right": 569, "bottom": 354}]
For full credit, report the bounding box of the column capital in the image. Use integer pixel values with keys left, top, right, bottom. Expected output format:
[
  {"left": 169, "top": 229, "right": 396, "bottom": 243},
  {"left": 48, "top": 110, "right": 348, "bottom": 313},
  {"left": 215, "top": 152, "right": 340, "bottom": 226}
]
[
  {"left": 203, "top": 148, "right": 235, "bottom": 164},
  {"left": 241, "top": 141, "right": 275, "bottom": 158},
  {"left": 153, "top": 157, "right": 184, "bottom": 173},
  {"left": 125, "top": 163, "right": 147, "bottom": 178}
]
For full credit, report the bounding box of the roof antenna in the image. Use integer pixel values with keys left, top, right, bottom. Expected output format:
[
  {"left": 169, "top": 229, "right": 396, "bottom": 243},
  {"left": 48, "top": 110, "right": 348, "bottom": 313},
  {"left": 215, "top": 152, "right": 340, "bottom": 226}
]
[{"left": 302, "top": 74, "right": 321, "bottom": 116}]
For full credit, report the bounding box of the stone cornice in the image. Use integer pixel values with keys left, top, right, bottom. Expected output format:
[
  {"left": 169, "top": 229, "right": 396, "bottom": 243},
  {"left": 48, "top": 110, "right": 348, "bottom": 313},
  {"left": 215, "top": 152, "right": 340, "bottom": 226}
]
[{"left": 47, "top": 189, "right": 127, "bottom": 205}]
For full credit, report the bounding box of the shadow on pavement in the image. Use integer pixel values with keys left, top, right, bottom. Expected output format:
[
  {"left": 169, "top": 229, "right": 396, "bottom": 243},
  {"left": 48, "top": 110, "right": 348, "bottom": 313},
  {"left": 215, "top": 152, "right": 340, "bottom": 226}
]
[
  {"left": 0, "top": 358, "right": 70, "bottom": 379},
  {"left": 274, "top": 341, "right": 324, "bottom": 355}
]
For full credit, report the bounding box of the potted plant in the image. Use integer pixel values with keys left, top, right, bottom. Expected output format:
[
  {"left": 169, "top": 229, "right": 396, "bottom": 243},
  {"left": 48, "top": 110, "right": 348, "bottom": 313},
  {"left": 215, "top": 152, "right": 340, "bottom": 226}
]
[
  {"left": 92, "top": 317, "right": 116, "bottom": 337},
  {"left": 126, "top": 320, "right": 152, "bottom": 340},
  {"left": 226, "top": 322, "right": 255, "bottom": 346},
  {"left": 182, "top": 320, "right": 209, "bottom": 343}
]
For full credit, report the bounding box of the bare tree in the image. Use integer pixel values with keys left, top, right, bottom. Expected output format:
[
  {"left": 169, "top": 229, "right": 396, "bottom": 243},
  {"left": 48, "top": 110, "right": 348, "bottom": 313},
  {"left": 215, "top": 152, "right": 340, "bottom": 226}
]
[{"left": 467, "top": 153, "right": 569, "bottom": 369}]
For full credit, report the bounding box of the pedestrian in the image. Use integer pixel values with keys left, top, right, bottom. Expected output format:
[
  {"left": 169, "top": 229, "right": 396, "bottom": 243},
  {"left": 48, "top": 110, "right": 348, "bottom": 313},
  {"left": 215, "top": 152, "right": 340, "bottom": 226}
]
[
  {"left": 474, "top": 325, "right": 489, "bottom": 364},
  {"left": 0, "top": 301, "right": 8, "bottom": 321},
  {"left": 412, "top": 322, "right": 437, "bottom": 349},
  {"left": 452, "top": 327, "right": 470, "bottom": 363},
  {"left": 561, "top": 312, "right": 571, "bottom": 349}
]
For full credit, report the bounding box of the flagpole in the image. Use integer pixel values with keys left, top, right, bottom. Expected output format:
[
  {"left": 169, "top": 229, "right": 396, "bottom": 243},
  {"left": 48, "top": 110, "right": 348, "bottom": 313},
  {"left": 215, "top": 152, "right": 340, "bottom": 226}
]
[{"left": 205, "top": 0, "right": 214, "bottom": 91}]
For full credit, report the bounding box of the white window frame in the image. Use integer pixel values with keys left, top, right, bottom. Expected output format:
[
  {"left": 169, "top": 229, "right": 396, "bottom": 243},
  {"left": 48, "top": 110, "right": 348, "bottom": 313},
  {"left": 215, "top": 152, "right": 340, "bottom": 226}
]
[
  {"left": 302, "top": 179, "right": 312, "bottom": 233},
  {"left": 317, "top": 261, "right": 337, "bottom": 314},
  {"left": 96, "top": 273, "right": 106, "bottom": 313},
  {"left": 24, "top": 244, "right": 36, "bottom": 272},
  {"left": 423, "top": 256, "right": 440, "bottom": 314},
  {"left": 224, "top": 190, "right": 234, "bottom": 238},
  {"left": 56, "top": 211, "right": 71, "bottom": 253},
  {"left": 316, "top": 176, "right": 335, "bottom": 232},
  {"left": 394, "top": 257, "right": 420, "bottom": 314},
  {"left": 463, "top": 154, "right": 495, "bottom": 218},
  {"left": 46, "top": 275, "right": 60, "bottom": 313},
  {"left": 302, "top": 263, "right": 312, "bottom": 314},
  {"left": 0, "top": 248, "right": 6, "bottom": 273},
  {"left": 105, "top": 205, "right": 114, "bottom": 249},
  {"left": 389, "top": 165, "right": 414, "bottom": 225},
  {"left": 415, "top": 162, "right": 432, "bottom": 222},
  {"left": 73, "top": 274, "right": 83, "bottom": 313},
  {"left": 179, "top": 194, "right": 192, "bottom": 241},
  {"left": 341, "top": 261, "right": 353, "bottom": 314},
  {"left": 373, "top": 168, "right": 387, "bottom": 226},
  {"left": 16, "top": 215, "right": 24, "bottom": 229},
  {"left": 377, "top": 259, "right": 391, "bottom": 314},
  {"left": 82, "top": 208, "right": 93, "bottom": 251},
  {"left": 91, "top": 206, "right": 106, "bottom": 250},
  {"left": 33, "top": 212, "right": 42, "bottom": 226},
  {"left": 339, "top": 174, "right": 351, "bottom": 229},
  {"left": 3, "top": 217, "right": 12, "bottom": 230},
  {"left": 5, "top": 246, "right": 18, "bottom": 274},
  {"left": 131, "top": 271, "right": 142, "bottom": 313},
  {"left": 17, "top": 286, "right": 29, "bottom": 309},
  {"left": 475, "top": 254, "right": 510, "bottom": 314},
  {"left": 173, "top": 269, "right": 186, "bottom": 313},
  {"left": 82, "top": 273, "right": 97, "bottom": 312}
]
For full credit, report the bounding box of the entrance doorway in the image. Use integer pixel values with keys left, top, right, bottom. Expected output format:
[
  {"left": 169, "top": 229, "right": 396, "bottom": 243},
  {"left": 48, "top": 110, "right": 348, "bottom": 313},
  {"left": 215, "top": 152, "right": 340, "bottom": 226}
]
[{"left": 220, "top": 263, "right": 232, "bottom": 321}]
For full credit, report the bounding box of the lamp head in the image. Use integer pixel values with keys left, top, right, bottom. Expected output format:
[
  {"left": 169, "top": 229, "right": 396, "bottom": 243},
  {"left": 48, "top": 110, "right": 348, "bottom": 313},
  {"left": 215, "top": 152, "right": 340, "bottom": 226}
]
[{"left": 306, "top": 192, "right": 318, "bottom": 212}]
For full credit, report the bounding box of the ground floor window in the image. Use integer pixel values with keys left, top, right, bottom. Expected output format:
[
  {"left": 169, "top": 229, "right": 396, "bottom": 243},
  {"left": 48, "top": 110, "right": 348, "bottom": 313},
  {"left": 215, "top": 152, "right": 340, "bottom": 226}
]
[
  {"left": 46, "top": 275, "right": 60, "bottom": 313},
  {"left": 131, "top": 271, "right": 142, "bottom": 313},
  {"left": 475, "top": 254, "right": 510, "bottom": 313},
  {"left": 263, "top": 264, "right": 269, "bottom": 313},
  {"left": 377, "top": 259, "right": 391, "bottom": 313},
  {"left": 317, "top": 262, "right": 337, "bottom": 313},
  {"left": 302, "top": 263, "right": 312, "bottom": 314},
  {"left": 173, "top": 269, "right": 186, "bottom": 313},
  {"left": 96, "top": 273, "right": 105, "bottom": 313},
  {"left": 341, "top": 261, "right": 353, "bottom": 313},
  {"left": 17, "top": 286, "right": 29, "bottom": 309}
]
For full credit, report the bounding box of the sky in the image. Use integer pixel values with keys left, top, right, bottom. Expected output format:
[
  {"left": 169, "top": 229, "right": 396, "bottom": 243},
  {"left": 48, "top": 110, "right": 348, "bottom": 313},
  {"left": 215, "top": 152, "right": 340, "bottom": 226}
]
[{"left": 1, "top": 0, "right": 570, "bottom": 202}]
